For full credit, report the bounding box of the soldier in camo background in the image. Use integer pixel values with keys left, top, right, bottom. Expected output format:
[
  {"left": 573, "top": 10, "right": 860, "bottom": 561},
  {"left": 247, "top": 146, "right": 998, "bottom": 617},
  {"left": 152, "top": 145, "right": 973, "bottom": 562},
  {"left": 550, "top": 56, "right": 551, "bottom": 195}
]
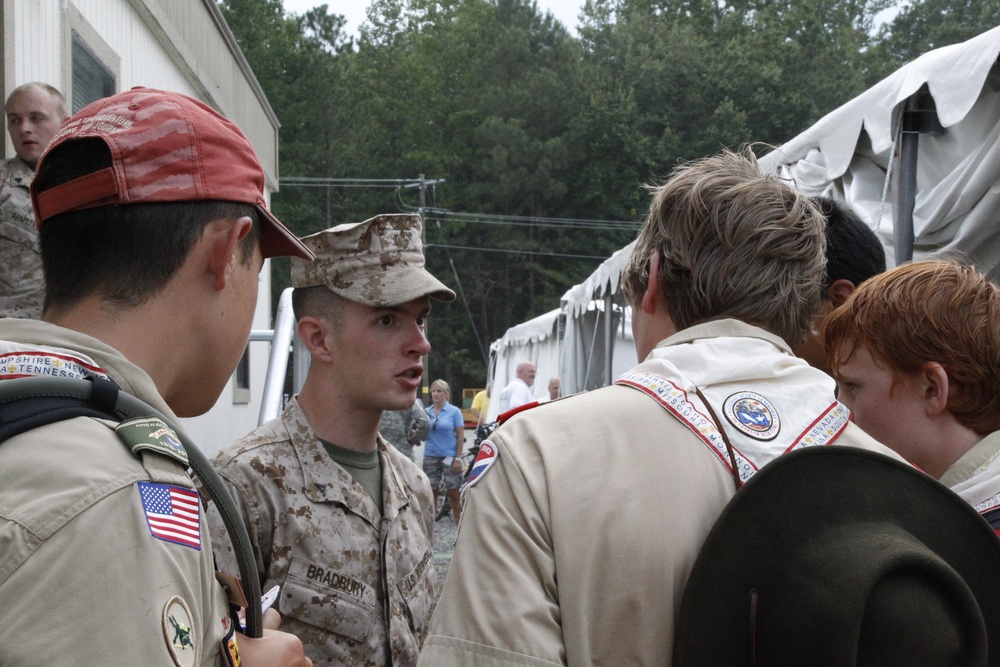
[
  {"left": 208, "top": 214, "right": 455, "bottom": 666},
  {"left": 379, "top": 399, "right": 431, "bottom": 461},
  {"left": 0, "top": 82, "right": 69, "bottom": 319}
]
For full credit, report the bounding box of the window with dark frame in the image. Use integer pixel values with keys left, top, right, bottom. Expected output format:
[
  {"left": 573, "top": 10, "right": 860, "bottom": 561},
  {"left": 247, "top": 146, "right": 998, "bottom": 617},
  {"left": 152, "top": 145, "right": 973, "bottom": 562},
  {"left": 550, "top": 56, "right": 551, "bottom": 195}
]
[
  {"left": 234, "top": 346, "right": 251, "bottom": 404},
  {"left": 71, "top": 32, "right": 114, "bottom": 113}
]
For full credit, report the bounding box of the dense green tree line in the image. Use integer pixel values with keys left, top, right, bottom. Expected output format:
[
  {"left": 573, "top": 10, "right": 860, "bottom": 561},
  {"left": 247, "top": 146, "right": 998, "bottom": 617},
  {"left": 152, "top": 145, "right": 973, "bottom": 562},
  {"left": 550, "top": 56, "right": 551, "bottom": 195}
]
[{"left": 219, "top": 0, "right": 1000, "bottom": 396}]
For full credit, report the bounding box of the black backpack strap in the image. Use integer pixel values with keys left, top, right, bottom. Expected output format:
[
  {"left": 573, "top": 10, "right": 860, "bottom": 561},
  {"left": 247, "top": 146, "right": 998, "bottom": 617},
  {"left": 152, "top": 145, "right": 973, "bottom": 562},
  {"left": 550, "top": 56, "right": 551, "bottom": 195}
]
[
  {"left": 0, "top": 376, "right": 264, "bottom": 638},
  {"left": 0, "top": 375, "right": 127, "bottom": 441}
]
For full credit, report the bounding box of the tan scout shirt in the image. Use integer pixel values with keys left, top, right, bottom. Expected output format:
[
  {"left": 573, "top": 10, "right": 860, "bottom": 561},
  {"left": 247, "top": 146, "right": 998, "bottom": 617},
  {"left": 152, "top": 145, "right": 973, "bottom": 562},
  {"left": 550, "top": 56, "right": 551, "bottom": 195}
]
[
  {"left": 209, "top": 397, "right": 437, "bottom": 666},
  {"left": 420, "top": 320, "right": 903, "bottom": 666},
  {"left": 0, "top": 157, "right": 44, "bottom": 319},
  {"left": 0, "top": 319, "right": 234, "bottom": 666}
]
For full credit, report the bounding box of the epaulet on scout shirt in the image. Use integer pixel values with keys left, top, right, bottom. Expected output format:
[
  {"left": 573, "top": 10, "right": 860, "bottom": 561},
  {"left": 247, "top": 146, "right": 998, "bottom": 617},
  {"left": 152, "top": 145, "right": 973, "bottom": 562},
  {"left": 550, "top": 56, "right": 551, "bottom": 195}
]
[
  {"left": 494, "top": 392, "right": 577, "bottom": 426},
  {"left": 463, "top": 395, "right": 575, "bottom": 493},
  {"left": 115, "top": 417, "right": 189, "bottom": 466}
]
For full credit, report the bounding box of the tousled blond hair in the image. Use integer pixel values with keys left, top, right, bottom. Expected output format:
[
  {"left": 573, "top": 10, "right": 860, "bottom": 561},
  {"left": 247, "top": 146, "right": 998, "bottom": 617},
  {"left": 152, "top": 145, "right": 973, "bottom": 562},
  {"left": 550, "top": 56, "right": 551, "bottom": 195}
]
[{"left": 621, "top": 148, "right": 826, "bottom": 345}]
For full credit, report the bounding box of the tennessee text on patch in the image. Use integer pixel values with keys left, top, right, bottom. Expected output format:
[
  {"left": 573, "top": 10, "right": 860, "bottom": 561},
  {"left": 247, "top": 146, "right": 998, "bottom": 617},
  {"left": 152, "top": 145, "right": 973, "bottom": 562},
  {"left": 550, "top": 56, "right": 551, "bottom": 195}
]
[
  {"left": 138, "top": 482, "right": 202, "bottom": 549},
  {"left": 0, "top": 350, "right": 110, "bottom": 381},
  {"left": 463, "top": 441, "right": 498, "bottom": 490},
  {"left": 723, "top": 391, "right": 780, "bottom": 440}
]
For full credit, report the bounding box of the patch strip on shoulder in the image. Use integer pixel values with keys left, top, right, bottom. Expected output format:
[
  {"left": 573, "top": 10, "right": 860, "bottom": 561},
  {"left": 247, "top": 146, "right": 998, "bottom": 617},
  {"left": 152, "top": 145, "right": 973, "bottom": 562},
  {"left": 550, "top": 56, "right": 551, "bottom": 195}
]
[
  {"left": 117, "top": 417, "right": 189, "bottom": 465},
  {"left": 462, "top": 440, "right": 498, "bottom": 491},
  {"left": 0, "top": 349, "right": 110, "bottom": 381}
]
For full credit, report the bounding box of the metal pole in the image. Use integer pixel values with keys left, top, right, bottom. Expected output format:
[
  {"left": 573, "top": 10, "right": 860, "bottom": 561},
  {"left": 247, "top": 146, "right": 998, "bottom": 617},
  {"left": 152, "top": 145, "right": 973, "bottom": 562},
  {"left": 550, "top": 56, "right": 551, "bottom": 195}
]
[
  {"left": 604, "top": 292, "right": 613, "bottom": 386},
  {"left": 894, "top": 85, "right": 944, "bottom": 265}
]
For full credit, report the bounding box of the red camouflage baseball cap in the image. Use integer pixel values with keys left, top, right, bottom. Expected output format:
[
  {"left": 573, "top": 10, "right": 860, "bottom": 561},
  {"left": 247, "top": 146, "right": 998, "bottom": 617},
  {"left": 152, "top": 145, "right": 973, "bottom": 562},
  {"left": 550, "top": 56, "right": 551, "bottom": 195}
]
[{"left": 30, "top": 87, "right": 313, "bottom": 260}]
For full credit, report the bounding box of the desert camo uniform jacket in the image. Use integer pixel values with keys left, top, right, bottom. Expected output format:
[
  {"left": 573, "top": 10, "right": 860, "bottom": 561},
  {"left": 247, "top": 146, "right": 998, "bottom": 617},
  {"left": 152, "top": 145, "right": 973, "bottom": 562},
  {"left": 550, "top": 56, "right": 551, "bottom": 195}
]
[
  {"left": 379, "top": 400, "right": 431, "bottom": 460},
  {"left": 0, "top": 318, "right": 237, "bottom": 666},
  {"left": 209, "top": 396, "right": 437, "bottom": 666},
  {"left": 0, "top": 157, "right": 44, "bottom": 318}
]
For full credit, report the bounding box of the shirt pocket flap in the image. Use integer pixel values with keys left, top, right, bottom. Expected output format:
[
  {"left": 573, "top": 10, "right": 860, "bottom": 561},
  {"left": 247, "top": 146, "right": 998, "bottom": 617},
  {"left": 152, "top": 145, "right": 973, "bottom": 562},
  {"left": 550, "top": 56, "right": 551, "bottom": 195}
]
[{"left": 281, "top": 562, "right": 376, "bottom": 643}]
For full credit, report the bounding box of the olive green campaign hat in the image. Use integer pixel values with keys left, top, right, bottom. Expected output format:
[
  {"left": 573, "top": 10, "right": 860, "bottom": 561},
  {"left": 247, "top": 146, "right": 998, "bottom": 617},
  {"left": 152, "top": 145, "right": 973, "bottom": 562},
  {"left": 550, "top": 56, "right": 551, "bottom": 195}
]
[
  {"left": 673, "top": 446, "right": 1000, "bottom": 667},
  {"left": 291, "top": 214, "right": 455, "bottom": 306}
]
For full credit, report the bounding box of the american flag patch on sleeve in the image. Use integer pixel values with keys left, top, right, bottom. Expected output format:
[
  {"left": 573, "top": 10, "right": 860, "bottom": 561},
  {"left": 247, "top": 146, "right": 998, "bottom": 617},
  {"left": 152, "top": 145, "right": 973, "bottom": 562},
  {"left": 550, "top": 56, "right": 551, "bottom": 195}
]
[{"left": 138, "top": 482, "right": 202, "bottom": 550}]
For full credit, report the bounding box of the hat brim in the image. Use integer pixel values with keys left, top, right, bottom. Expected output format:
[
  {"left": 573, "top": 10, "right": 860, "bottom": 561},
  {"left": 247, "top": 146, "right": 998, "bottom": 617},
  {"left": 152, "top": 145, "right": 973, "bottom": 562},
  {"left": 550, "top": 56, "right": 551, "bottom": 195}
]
[
  {"left": 673, "top": 445, "right": 1000, "bottom": 666},
  {"left": 325, "top": 266, "right": 456, "bottom": 307},
  {"left": 256, "top": 205, "right": 314, "bottom": 260}
]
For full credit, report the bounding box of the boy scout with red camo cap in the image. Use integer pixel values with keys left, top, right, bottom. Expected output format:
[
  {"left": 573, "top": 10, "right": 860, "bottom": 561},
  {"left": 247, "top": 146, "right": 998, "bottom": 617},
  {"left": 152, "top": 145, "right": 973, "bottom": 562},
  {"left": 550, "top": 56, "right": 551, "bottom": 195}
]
[{"left": 0, "top": 87, "right": 313, "bottom": 666}]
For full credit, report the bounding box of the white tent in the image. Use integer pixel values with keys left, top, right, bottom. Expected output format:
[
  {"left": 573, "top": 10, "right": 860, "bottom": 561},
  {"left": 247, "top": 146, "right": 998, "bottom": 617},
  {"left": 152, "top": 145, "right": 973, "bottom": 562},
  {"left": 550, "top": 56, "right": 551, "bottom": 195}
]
[
  {"left": 485, "top": 243, "right": 637, "bottom": 420},
  {"left": 759, "top": 25, "right": 1000, "bottom": 278},
  {"left": 485, "top": 308, "right": 563, "bottom": 422},
  {"left": 558, "top": 242, "right": 637, "bottom": 396},
  {"left": 486, "top": 27, "right": 1000, "bottom": 411}
]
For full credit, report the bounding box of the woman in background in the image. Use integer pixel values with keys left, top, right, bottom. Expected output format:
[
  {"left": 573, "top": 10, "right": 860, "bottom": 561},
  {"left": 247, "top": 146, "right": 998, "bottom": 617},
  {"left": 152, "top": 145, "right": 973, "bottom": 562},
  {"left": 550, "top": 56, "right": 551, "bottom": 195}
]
[{"left": 424, "top": 379, "right": 465, "bottom": 523}]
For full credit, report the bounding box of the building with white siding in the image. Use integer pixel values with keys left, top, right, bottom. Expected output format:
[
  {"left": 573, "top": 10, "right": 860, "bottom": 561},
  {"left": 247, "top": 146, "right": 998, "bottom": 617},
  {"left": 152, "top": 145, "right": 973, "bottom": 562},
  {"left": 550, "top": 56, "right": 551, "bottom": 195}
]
[{"left": 2, "top": 0, "right": 286, "bottom": 455}]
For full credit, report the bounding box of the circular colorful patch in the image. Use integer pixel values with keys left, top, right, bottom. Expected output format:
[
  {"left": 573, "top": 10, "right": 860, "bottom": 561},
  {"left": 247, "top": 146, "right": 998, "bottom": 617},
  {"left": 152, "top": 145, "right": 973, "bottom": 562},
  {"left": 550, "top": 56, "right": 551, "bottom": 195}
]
[
  {"left": 162, "top": 595, "right": 198, "bottom": 667},
  {"left": 723, "top": 391, "right": 780, "bottom": 441}
]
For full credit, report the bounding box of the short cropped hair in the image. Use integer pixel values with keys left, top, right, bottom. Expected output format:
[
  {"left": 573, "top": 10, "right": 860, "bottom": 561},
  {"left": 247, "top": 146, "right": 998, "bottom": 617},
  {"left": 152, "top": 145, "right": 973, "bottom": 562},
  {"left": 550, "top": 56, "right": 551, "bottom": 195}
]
[
  {"left": 33, "top": 138, "right": 261, "bottom": 311},
  {"left": 621, "top": 148, "right": 826, "bottom": 345},
  {"left": 822, "top": 260, "right": 1000, "bottom": 434},
  {"left": 5, "top": 82, "right": 68, "bottom": 118},
  {"left": 291, "top": 285, "right": 346, "bottom": 329},
  {"left": 815, "top": 196, "right": 886, "bottom": 294}
]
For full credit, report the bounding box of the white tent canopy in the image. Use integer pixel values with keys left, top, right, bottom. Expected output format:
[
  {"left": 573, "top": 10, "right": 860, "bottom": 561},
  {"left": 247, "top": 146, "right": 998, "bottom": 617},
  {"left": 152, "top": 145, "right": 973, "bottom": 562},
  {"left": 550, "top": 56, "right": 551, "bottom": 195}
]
[
  {"left": 486, "top": 27, "right": 1000, "bottom": 411},
  {"left": 486, "top": 243, "right": 638, "bottom": 420},
  {"left": 486, "top": 308, "right": 563, "bottom": 422},
  {"left": 759, "top": 25, "right": 1000, "bottom": 278},
  {"left": 559, "top": 242, "right": 637, "bottom": 396}
]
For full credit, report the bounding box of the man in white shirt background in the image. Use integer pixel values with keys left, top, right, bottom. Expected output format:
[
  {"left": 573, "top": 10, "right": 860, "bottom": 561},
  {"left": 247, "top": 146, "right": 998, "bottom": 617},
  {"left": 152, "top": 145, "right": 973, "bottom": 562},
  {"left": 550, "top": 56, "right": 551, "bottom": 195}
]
[{"left": 498, "top": 361, "right": 536, "bottom": 412}]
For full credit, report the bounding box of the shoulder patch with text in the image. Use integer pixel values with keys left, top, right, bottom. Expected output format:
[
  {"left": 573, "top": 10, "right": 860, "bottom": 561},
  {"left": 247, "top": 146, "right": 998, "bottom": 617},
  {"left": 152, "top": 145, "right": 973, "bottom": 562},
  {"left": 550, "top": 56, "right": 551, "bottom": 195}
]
[
  {"left": 462, "top": 441, "right": 498, "bottom": 491},
  {"left": 117, "top": 417, "right": 188, "bottom": 465}
]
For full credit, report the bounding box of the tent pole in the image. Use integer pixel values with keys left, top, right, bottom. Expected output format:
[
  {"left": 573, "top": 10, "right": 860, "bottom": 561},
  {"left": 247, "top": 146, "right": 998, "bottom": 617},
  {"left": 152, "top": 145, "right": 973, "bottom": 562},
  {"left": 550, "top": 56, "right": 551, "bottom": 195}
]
[
  {"left": 895, "top": 85, "right": 945, "bottom": 264},
  {"left": 604, "top": 292, "right": 613, "bottom": 386}
]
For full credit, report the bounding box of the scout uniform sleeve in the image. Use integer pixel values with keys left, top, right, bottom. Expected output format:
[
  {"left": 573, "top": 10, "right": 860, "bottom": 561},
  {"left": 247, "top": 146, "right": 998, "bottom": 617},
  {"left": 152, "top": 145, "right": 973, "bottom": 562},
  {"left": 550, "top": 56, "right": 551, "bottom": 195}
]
[
  {"left": 207, "top": 466, "right": 273, "bottom": 585},
  {"left": 0, "top": 421, "right": 231, "bottom": 665},
  {"left": 418, "top": 430, "right": 565, "bottom": 667}
]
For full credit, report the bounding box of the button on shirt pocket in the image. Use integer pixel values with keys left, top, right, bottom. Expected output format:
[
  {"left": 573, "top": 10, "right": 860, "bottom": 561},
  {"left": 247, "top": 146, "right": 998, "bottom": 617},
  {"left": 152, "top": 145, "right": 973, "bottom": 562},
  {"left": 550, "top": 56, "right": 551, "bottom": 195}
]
[{"left": 281, "top": 556, "right": 377, "bottom": 643}]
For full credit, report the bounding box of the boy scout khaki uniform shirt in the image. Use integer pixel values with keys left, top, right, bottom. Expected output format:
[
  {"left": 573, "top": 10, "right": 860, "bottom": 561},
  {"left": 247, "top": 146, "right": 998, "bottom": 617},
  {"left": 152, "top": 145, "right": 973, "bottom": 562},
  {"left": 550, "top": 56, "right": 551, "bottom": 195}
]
[
  {"left": 420, "top": 320, "right": 903, "bottom": 666},
  {"left": 208, "top": 397, "right": 437, "bottom": 666},
  {"left": 0, "top": 319, "right": 233, "bottom": 666},
  {"left": 0, "top": 157, "right": 44, "bottom": 318}
]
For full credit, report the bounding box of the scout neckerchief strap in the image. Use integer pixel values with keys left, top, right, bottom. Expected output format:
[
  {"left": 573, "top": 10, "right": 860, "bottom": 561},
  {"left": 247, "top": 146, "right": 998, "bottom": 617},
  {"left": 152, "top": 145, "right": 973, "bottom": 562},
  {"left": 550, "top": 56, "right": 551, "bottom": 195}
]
[
  {"left": 0, "top": 375, "right": 265, "bottom": 638},
  {"left": 693, "top": 386, "right": 742, "bottom": 492}
]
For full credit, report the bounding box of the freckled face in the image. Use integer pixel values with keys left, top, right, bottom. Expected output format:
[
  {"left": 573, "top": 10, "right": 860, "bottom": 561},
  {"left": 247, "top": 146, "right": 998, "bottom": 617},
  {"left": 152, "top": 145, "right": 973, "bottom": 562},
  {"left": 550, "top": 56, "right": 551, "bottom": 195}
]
[{"left": 836, "top": 345, "right": 930, "bottom": 468}]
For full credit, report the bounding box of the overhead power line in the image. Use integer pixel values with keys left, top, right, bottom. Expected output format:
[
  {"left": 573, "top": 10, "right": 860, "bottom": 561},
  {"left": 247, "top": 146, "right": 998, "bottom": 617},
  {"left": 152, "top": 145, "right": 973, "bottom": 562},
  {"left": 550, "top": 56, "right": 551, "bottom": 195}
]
[
  {"left": 280, "top": 176, "right": 640, "bottom": 232},
  {"left": 426, "top": 243, "right": 609, "bottom": 260}
]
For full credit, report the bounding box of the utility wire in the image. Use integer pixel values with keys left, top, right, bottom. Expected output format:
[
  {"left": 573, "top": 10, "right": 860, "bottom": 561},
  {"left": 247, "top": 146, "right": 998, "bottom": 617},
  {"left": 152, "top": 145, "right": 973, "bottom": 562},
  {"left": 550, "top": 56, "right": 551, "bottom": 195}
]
[{"left": 426, "top": 243, "right": 609, "bottom": 260}]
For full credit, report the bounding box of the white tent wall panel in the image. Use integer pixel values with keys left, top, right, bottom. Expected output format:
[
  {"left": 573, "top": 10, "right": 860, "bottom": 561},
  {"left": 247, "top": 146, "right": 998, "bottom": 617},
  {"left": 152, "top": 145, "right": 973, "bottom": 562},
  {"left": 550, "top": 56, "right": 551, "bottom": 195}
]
[
  {"left": 3, "top": 0, "right": 281, "bottom": 456},
  {"left": 760, "top": 25, "right": 1000, "bottom": 281},
  {"left": 485, "top": 309, "right": 561, "bottom": 423}
]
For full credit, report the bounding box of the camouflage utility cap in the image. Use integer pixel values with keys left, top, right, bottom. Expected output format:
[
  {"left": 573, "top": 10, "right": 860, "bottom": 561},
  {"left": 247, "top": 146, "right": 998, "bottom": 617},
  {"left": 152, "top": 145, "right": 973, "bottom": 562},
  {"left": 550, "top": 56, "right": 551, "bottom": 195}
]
[{"left": 291, "top": 214, "right": 456, "bottom": 306}]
